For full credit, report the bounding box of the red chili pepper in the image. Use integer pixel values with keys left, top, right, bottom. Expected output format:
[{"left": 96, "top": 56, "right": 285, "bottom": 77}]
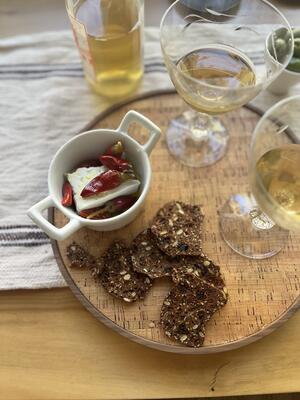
[
  {"left": 99, "top": 155, "right": 130, "bottom": 172},
  {"left": 79, "top": 207, "right": 99, "bottom": 218},
  {"left": 104, "top": 141, "right": 124, "bottom": 156},
  {"left": 77, "top": 159, "right": 102, "bottom": 168},
  {"left": 81, "top": 170, "right": 121, "bottom": 198},
  {"left": 61, "top": 182, "right": 73, "bottom": 207},
  {"left": 79, "top": 207, "right": 107, "bottom": 219},
  {"left": 79, "top": 195, "right": 136, "bottom": 219},
  {"left": 111, "top": 195, "right": 136, "bottom": 212}
]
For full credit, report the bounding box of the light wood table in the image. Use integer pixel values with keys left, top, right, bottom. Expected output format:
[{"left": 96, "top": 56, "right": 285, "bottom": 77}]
[
  {"left": 0, "top": 1, "right": 299, "bottom": 399},
  {"left": 0, "top": 288, "right": 299, "bottom": 399}
]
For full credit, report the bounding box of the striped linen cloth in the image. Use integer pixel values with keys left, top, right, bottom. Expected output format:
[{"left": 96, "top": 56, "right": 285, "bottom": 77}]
[
  {"left": 0, "top": 28, "right": 172, "bottom": 289},
  {"left": 0, "top": 28, "right": 299, "bottom": 290}
]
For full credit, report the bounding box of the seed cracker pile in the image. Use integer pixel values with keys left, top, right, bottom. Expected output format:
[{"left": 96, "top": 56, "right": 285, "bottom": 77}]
[{"left": 66, "top": 201, "right": 228, "bottom": 348}]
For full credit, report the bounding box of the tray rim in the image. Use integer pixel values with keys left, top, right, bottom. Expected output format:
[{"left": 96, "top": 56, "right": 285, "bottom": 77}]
[{"left": 50, "top": 89, "right": 300, "bottom": 354}]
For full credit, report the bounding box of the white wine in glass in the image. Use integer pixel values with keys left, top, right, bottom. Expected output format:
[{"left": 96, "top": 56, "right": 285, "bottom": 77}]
[
  {"left": 253, "top": 144, "right": 300, "bottom": 232},
  {"left": 220, "top": 95, "right": 300, "bottom": 259},
  {"left": 160, "top": 0, "right": 293, "bottom": 167},
  {"left": 174, "top": 45, "right": 256, "bottom": 114}
]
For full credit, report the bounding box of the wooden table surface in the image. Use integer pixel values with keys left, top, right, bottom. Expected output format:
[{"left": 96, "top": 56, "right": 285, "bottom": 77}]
[
  {"left": 0, "top": 1, "right": 299, "bottom": 399},
  {"left": 0, "top": 288, "right": 299, "bottom": 400}
]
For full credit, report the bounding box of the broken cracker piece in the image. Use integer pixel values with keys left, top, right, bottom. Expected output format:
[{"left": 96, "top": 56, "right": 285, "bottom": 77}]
[
  {"left": 131, "top": 229, "right": 174, "bottom": 278},
  {"left": 66, "top": 242, "right": 104, "bottom": 277},
  {"left": 99, "top": 241, "right": 152, "bottom": 303},
  {"left": 172, "top": 255, "right": 225, "bottom": 290},
  {"left": 151, "top": 201, "right": 204, "bottom": 257},
  {"left": 160, "top": 281, "right": 227, "bottom": 347}
]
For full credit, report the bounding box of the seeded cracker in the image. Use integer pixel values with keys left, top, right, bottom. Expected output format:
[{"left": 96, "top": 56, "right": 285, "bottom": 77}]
[
  {"left": 151, "top": 201, "right": 204, "bottom": 257},
  {"left": 160, "top": 282, "right": 227, "bottom": 347},
  {"left": 172, "top": 255, "right": 225, "bottom": 289},
  {"left": 99, "top": 241, "right": 152, "bottom": 302},
  {"left": 131, "top": 229, "right": 174, "bottom": 278},
  {"left": 66, "top": 242, "right": 104, "bottom": 277}
]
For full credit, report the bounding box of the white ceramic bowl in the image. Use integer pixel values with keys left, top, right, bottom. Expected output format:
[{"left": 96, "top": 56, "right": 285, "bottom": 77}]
[
  {"left": 267, "top": 66, "right": 300, "bottom": 95},
  {"left": 266, "top": 27, "right": 300, "bottom": 95},
  {"left": 27, "top": 110, "right": 161, "bottom": 241}
]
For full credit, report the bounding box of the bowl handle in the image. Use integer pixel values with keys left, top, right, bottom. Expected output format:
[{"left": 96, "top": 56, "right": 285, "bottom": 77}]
[
  {"left": 27, "top": 196, "right": 81, "bottom": 241},
  {"left": 118, "top": 110, "right": 161, "bottom": 155}
]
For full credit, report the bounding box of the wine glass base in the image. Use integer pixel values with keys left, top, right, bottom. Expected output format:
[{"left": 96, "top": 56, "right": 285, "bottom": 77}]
[
  {"left": 219, "top": 192, "right": 289, "bottom": 259},
  {"left": 166, "top": 110, "right": 229, "bottom": 168}
]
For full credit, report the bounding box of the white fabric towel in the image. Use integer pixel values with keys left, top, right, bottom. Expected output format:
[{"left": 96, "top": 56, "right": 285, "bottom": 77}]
[{"left": 0, "top": 28, "right": 299, "bottom": 290}]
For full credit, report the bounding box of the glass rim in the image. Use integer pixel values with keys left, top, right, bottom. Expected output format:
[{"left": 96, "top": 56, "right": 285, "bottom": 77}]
[
  {"left": 251, "top": 94, "right": 300, "bottom": 152},
  {"left": 160, "top": 0, "right": 294, "bottom": 93}
]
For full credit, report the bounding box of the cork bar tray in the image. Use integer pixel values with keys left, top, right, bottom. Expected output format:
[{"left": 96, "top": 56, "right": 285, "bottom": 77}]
[{"left": 50, "top": 90, "right": 300, "bottom": 354}]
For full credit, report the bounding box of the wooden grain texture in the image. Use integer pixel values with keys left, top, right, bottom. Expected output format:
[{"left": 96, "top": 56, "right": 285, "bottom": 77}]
[
  {"left": 52, "top": 91, "right": 300, "bottom": 354},
  {"left": 0, "top": 288, "right": 300, "bottom": 400}
]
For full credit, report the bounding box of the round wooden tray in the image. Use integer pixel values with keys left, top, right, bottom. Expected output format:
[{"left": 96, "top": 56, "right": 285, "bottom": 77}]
[{"left": 51, "top": 89, "right": 300, "bottom": 354}]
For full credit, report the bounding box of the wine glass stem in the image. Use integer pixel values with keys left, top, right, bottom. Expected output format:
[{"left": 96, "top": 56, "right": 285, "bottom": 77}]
[
  {"left": 165, "top": 109, "right": 228, "bottom": 168},
  {"left": 249, "top": 207, "right": 276, "bottom": 230},
  {"left": 188, "top": 113, "right": 210, "bottom": 142}
]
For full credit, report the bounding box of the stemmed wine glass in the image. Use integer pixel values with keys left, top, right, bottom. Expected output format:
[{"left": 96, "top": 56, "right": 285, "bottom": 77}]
[
  {"left": 160, "top": 0, "right": 293, "bottom": 167},
  {"left": 220, "top": 95, "right": 300, "bottom": 259}
]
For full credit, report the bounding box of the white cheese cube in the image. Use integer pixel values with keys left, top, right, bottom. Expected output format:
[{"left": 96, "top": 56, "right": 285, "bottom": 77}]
[{"left": 67, "top": 166, "right": 140, "bottom": 212}]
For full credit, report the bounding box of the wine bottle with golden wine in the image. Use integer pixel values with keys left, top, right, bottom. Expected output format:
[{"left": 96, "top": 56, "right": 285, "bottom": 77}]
[{"left": 66, "top": 0, "right": 143, "bottom": 98}]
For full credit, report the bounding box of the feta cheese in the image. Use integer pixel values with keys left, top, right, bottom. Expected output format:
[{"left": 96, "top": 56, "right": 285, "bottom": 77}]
[{"left": 67, "top": 166, "right": 140, "bottom": 212}]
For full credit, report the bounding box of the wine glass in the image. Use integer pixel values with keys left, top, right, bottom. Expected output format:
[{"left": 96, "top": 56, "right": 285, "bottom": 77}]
[
  {"left": 160, "top": 0, "right": 293, "bottom": 167},
  {"left": 220, "top": 95, "right": 300, "bottom": 259}
]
